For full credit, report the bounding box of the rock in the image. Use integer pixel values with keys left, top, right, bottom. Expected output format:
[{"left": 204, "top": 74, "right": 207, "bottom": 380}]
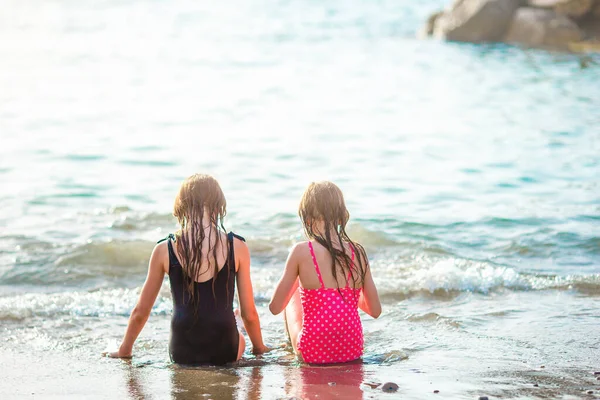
[
  {"left": 528, "top": 0, "right": 564, "bottom": 6},
  {"left": 540, "top": 366, "right": 545, "bottom": 368},
  {"left": 570, "top": 40, "right": 600, "bottom": 52},
  {"left": 528, "top": 0, "right": 558, "bottom": 6},
  {"left": 421, "top": 10, "right": 445, "bottom": 37},
  {"left": 588, "top": 390, "right": 594, "bottom": 394},
  {"left": 434, "top": 389, "right": 440, "bottom": 393},
  {"left": 578, "top": 14, "right": 600, "bottom": 40},
  {"left": 595, "top": 372, "right": 600, "bottom": 375},
  {"left": 555, "top": 0, "right": 594, "bottom": 18},
  {"left": 479, "top": 397, "right": 489, "bottom": 400},
  {"left": 504, "top": 7, "right": 584, "bottom": 49},
  {"left": 597, "top": 376, "right": 600, "bottom": 380},
  {"left": 381, "top": 382, "right": 399, "bottom": 393},
  {"left": 528, "top": 0, "right": 593, "bottom": 18},
  {"left": 534, "top": 383, "right": 539, "bottom": 387},
  {"left": 433, "top": 0, "right": 521, "bottom": 43}
]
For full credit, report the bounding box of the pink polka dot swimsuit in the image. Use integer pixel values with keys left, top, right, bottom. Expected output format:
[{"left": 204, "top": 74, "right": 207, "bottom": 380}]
[{"left": 297, "top": 242, "right": 364, "bottom": 364}]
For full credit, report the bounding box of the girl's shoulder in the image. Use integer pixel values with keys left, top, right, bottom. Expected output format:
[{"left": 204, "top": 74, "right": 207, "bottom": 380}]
[
  {"left": 230, "top": 232, "right": 249, "bottom": 262},
  {"left": 291, "top": 240, "right": 311, "bottom": 253},
  {"left": 155, "top": 234, "right": 175, "bottom": 255},
  {"left": 288, "top": 241, "right": 312, "bottom": 263}
]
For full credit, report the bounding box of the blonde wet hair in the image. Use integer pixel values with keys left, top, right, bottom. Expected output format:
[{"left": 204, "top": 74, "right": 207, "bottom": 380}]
[
  {"left": 173, "top": 173, "right": 228, "bottom": 303},
  {"left": 298, "top": 181, "right": 368, "bottom": 291}
]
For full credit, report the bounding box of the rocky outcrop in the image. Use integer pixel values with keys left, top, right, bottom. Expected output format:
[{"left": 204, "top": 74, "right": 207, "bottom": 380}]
[
  {"left": 579, "top": 11, "right": 600, "bottom": 38},
  {"left": 528, "top": 0, "right": 594, "bottom": 18},
  {"left": 527, "top": 0, "right": 560, "bottom": 5},
  {"left": 433, "top": 0, "right": 521, "bottom": 42},
  {"left": 423, "top": 0, "right": 600, "bottom": 52},
  {"left": 422, "top": 11, "right": 444, "bottom": 37},
  {"left": 504, "top": 7, "right": 584, "bottom": 48},
  {"left": 555, "top": 0, "right": 594, "bottom": 18}
]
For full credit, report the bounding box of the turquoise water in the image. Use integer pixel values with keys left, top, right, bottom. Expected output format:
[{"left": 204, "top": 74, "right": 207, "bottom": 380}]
[{"left": 0, "top": 0, "right": 599, "bottom": 398}]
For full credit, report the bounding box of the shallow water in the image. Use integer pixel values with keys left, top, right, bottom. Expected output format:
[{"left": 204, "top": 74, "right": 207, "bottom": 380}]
[{"left": 1, "top": 0, "right": 599, "bottom": 398}]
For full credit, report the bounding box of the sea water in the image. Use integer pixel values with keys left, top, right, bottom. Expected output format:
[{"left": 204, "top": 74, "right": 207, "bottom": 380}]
[{"left": 1, "top": 0, "right": 599, "bottom": 398}]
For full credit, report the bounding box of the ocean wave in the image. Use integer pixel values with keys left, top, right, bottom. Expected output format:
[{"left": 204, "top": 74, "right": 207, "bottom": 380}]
[
  {"left": 0, "top": 239, "right": 160, "bottom": 286},
  {"left": 54, "top": 237, "right": 297, "bottom": 271},
  {"left": 0, "top": 234, "right": 157, "bottom": 285},
  {"left": 404, "top": 312, "right": 462, "bottom": 328},
  {"left": 0, "top": 286, "right": 173, "bottom": 321},
  {"left": 1, "top": 267, "right": 599, "bottom": 322},
  {"left": 2, "top": 218, "right": 598, "bottom": 294},
  {"left": 346, "top": 223, "right": 400, "bottom": 247},
  {"left": 54, "top": 240, "right": 154, "bottom": 270},
  {"left": 1, "top": 223, "right": 402, "bottom": 286},
  {"left": 373, "top": 257, "right": 600, "bottom": 298},
  {"left": 110, "top": 212, "right": 177, "bottom": 231}
]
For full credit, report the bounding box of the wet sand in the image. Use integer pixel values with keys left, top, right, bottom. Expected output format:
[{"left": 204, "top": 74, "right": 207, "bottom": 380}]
[{"left": 2, "top": 347, "right": 599, "bottom": 400}]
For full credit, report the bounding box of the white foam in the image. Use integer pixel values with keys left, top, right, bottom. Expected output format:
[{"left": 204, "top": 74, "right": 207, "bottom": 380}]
[
  {"left": 0, "top": 285, "right": 173, "bottom": 321},
  {"left": 404, "top": 258, "right": 527, "bottom": 293},
  {"left": 375, "top": 256, "right": 600, "bottom": 295}
]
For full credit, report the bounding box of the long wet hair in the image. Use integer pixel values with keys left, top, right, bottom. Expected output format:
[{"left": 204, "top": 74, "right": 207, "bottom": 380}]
[
  {"left": 299, "top": 181, "right": 368, "bottom": 294},
  {"left": 173, "top": 174, "right": 228, "bottom": 304}
]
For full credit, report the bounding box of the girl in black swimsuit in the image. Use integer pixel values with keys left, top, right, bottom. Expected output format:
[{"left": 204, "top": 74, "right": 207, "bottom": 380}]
[{"left": 106, "top": 174, "right": 268, "bottom": 364}]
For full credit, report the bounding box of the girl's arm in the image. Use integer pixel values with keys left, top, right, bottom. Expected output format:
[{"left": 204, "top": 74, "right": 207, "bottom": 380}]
[
  {"left": 235, "top": 238, "right": 269, "bottom": 355},
  {"left": 359, "top": 263, "right": 381, "bottom": 318},
  {"left": 269, "top": 244, "right": 301, "bottom": 315},
  {"left": 107, "top": 242, "right": 167, "bottom": 358}
]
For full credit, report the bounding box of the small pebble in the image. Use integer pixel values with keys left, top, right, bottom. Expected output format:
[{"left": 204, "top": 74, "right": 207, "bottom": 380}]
[
  {"left": 588, "top": 391, "right": 594, "bottom": 394},
  {"left": 533, "top": 384, "right": 539, "bottom": 387},
  {"left": 328, "top": 382, "right": 336, "bottom": 386},
  {"left": 381, "top": 382, "right": 399, "bottom": 393},
  {"left": 540, "top": 366, "right": 545, "bottom": 369},
  {"left": 478, "top": 397, "right": 489, "bottom": 400},
  {"left": 434, "top": 389, "right": 440, "bottom": 393},
  {"left": 595, "top": 372, "right": 600, "bottom": 375}
]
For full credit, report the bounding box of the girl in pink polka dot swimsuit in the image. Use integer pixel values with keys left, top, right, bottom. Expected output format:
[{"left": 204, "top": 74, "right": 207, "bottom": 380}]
[{"left": 269, "top": 181, "right": 382, "bottom": 364}]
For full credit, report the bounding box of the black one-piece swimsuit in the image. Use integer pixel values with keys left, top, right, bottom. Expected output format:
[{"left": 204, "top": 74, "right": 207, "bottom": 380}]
[{"left": 161, "top": 232, "right": 243, "bottom": 365}]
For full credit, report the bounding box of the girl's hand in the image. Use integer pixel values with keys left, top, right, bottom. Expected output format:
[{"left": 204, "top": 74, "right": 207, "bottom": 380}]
[
  {"left": 103, "top": 347, "right": 132, "bottom": 359},
  {"left": 251, "top": 344, "right": 271, "bottom": 355}
]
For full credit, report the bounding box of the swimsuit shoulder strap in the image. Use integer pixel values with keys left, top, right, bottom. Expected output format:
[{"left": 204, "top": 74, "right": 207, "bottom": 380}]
[
  {"left": 308, "top": 241, "right": 325, "bottom": 289},
  {"left": 227, "top": 231, "right": 236, "bottom": 272},
  {"left": 158, "top": 234, "right": 179, "bottom": 267}
]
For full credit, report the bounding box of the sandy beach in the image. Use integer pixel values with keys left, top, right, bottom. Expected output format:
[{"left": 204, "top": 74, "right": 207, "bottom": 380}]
[{"left": 3, "top": 347, "right": 599, "bottom": 399}]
